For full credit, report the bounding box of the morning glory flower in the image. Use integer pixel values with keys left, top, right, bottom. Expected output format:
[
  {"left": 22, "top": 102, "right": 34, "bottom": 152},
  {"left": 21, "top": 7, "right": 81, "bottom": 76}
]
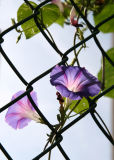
[
  {"left": 5, "top": 91, "right": 40, "bottom": 129},
  {"left": 50, "top": 65, "right": 101, "bottom": 100}
]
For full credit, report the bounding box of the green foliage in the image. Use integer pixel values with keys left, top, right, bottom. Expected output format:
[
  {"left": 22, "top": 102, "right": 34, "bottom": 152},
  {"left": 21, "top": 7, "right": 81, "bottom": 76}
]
[
  {"left": 17, "top": 2, "right": 37, "bottom": 39},
  {"left": 55, "top": 4, "right": 71, "bottom": 27},
  {"left": 68, "top": 98, "right": 89, "bottom": 114},
  {"left": 41, "top": 4, "right": 60, "bottom": 27},
  {"left": 17, "top": 2, "right": 60, "bottom": 39},
  {"left": 98, "top": 48, "right": 114, "bottom": 98},
  {"left": 94, "top": 4, "right": 114, "bottom": 33},
  {"left": 55, "top": 14, "right": 65, "bottom": 27},
  {"left": 63, "top": 4, "right": 71, "bottom": 18}
]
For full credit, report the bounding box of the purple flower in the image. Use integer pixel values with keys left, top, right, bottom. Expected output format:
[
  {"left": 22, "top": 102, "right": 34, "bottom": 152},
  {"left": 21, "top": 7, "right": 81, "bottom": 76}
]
[
  {"left": 5, "top": 91, "right": 40, "bottom": 129},
  {"left": 50, "top": 65, "right": 101, "bottom": 100}
]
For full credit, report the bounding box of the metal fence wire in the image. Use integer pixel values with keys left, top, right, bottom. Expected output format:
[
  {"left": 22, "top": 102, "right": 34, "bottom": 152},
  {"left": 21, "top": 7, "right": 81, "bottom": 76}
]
[{"left": 0, "top": 0, "right": 114, "bottom": 159}]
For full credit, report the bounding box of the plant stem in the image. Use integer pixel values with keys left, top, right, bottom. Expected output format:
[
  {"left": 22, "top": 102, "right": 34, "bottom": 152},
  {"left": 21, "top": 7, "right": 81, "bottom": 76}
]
[
  {"left": 39, "top": 11, "right": 63, "bottom": 57},
  {"left": 73, "top": 30, "right": 80, "bottom": 66},
  {"left": 48, "top": 150, "right": 52, "bottom": 160},
  {"left": 43, "top": 140, "right": 50, "bottom": 151},
  {"left": 102, "top": 55, "right": 105, "bottom": 90},
  {"left": 47, "top": 125, "right": 61, "bottom": 160},
  {"left": 71, "top": 45, "right": 83, "bottom": 66},
  {"left": 69, "top": 108, "right": 88, "bottom": 118}
]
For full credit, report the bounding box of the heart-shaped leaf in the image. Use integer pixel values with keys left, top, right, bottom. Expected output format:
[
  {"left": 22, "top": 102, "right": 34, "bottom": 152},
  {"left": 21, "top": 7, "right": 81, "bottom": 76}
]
[
  {"left": 94, "top": 4, "right": 114, "bottom": 33},
  {"left": 17, "top": 1, "right": 60, "bottom": 39}
]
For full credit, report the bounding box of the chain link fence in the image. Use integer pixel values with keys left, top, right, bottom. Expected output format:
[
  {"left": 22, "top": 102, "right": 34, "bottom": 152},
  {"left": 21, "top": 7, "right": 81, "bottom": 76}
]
[{"left": 0, "top": 0, "right": 114, "bottom": 159}]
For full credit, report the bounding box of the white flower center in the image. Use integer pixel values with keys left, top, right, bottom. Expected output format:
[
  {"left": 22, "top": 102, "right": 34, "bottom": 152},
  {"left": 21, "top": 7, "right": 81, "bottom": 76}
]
[
  {"left": 67, "top": 82, "right": 79, "bottom": 92},
  {"left": 21, "top": 105, "right": 40, "bottom": 122}
]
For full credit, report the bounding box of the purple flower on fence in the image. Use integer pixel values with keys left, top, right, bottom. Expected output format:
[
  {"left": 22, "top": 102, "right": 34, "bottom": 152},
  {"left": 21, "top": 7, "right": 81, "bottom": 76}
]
[
  {"left": 50, "top": 65, "right": 101, "bottom": 100},
  {"left": 5, "top": 91, "right": 40, "bottom": 129}
]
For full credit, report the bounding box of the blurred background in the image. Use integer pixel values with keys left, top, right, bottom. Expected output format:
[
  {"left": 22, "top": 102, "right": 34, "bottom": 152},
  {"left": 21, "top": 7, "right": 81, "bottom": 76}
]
[{"left": 0, "top": 0, "right": 113, "bottom": 159}]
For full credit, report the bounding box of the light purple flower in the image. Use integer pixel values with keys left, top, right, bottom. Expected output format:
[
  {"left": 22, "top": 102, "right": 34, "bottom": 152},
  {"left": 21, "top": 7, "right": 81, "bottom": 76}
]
[
  {"left": 50, "top": 65, "right": 101, "bottom": 100},
  {"left": 5, "top": 91, "right": 40, "bottom": 129}
]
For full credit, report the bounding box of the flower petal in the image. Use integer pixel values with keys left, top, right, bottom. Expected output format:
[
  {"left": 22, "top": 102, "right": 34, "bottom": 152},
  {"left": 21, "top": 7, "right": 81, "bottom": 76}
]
[
  {"left": 12, "top": 90, "right": 28, "bottom": 106},
  {"left": 56, "top": 84, "right": 82, "bottom": 100},
  {"left": 5, "top": 113, "right": 31, "bottom": 129},
  {"left": 27, "top": 91, "right": 38, "bottom": 111},
  {"left": 69, "top": 92, "right": 82, "bottom": 100},
  {"left": 5, "top": 90, "right": 39, "bottom": 129},
  {"left": 17, "top": 118, "right": 31, "bottom": 129},
  {"left": 75, "top": 67, "right": 101, "bottom": 91},
  {"left": 50, "top": 65, "right": 101, "bottom": 100},
  {"left": 70, "top": 7, "right": 77, "bottom": 26},
  {"left": 81, "top": 83, "right": 101, "bottom": 97},
  {"left": 56, "top": 84, "right": 71, "bottom": 97},
  {"left": 70, "top": 7, "right": 76, "bottom": 21},
  {"left": 6, "top": 91, "right": 26, "bottom": 115},
  {"left": 50, "top": 65, "right": 68, "bottom": 86},
  {"left": 64, "top": 66, "right": 81, "bottom": 88}
]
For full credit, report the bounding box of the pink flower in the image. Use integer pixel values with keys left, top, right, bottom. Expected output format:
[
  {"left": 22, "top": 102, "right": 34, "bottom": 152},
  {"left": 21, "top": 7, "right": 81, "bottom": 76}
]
[
  {"left": 5, "top": 91, "right": 40, "bottom": 129},
  {"left": 70, "top": 7, "right": 83, "bottom": 27},
  {"left": 52, "top": 0, "right": 64, "bottom": 12}
]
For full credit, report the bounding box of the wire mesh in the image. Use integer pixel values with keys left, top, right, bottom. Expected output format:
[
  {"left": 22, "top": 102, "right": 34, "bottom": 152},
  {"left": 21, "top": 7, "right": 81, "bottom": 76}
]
[{"left": 0, "top": 0, "right": 114, "bottom": 159}]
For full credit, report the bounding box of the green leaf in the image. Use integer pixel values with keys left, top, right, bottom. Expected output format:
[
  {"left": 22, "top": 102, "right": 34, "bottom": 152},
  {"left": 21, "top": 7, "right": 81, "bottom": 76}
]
[
  {"left": 98, "top": 48, "right": 114, "bottom": 98},
  {"left": 68, "top": 98, "right": 89, "bottom": 114},
  {"left": 17, "top": 2, "right": 60, "bottom": 39},
  {"left": 55, "top": 4, "right": 71, "bottom": 27},
  {"left": 63, "top": 5, "right": 71, "bottom": 18},
  {"left": 94, "top": 4, "right": 114, "bottom": 33},
  {"left": 17, "top": 2, "right": 38, "bottom": 39},
  {"left": 55, "top": 14, "right": 65, "bottom": 27}
]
